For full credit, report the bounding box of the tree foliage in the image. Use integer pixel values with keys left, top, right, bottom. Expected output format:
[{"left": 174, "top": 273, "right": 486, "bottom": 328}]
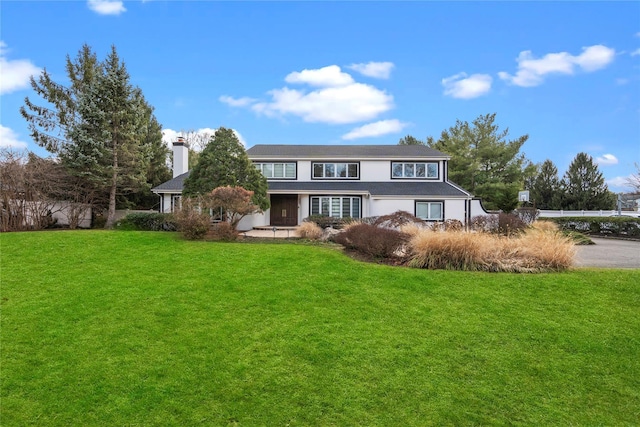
[
  {"left": 208, "top": 186, "right": 261, "bottom": 230},
  {"left": 561, "top": 152, "right": 615, "bottom": 210},
  {"left": 527, "top": 159, "right": 562, "bottom": 209},
  {"left": 20, "top": 44, "right": 168, "bottom": 226},
  {"left": 427, "top": 113, "right": 533, "bottom": 211},
  {"left": 398, "top": 135, "right": 425, "bottom": 146},
  {"left": 183, "top": 127, "right": 269, "bottom": 210}
]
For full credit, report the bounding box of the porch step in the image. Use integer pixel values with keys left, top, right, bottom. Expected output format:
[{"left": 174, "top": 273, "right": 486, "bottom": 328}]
[{"left": 252, "top": 225, "right": 298, "bottom": 231}]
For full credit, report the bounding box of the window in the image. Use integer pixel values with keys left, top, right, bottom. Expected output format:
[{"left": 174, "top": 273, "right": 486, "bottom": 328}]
[
  {"left": 416, "top": 201, "right": 443, "bottom": 221},
  {"left": 312, "top": 162, "right": 359, "bottom": 179},
  {"left": 311, "top": 196, "right": 361, "bottom": 218},
  {"left": 255, "top": 162, "right": 296, "bottom": 179},
  {"left": 391, "top": 162, "right": 439, "bottom": 179}
]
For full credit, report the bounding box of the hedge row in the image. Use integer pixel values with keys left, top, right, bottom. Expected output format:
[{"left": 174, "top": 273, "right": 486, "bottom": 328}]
[
  {"left": 115, "top": 212, "right": 178, "bottom": 231},
  {"left": 545, "top": 216, "right": 640, "bottom": 237}
]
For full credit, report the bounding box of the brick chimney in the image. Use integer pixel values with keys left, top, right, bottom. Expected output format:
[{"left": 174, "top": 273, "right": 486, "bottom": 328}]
[{"left": 172, "top": 136, "right": 188, "bottom": 178}]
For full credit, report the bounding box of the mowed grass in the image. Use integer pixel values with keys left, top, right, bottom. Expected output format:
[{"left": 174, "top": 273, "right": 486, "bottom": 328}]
[{"left": 1, "top": 231, "right": 639, "bottom": 426}]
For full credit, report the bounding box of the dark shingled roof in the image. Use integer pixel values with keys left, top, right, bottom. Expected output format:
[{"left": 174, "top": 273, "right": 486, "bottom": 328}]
[
  {"left": 246, "top": 144, "right": 449, "bottom": 159},
  {"left": 151, "top": 171, "right": 190, "bottom": 192},
  {"left": 266, "top": 181, "right": 470, "bottom": 197}
]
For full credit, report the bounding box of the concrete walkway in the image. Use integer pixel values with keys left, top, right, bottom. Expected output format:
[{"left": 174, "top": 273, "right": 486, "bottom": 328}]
[
  {"left": 242, "top": 228, "right": 300, "bottom": 239},
  {"left": 574, "top": 238, "right": 640, "bottom": 269}
]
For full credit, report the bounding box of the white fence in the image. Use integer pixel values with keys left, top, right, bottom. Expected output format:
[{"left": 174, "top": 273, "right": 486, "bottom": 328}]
[{"left": 539, "top": 210, "right": 640, "bottom": 218}]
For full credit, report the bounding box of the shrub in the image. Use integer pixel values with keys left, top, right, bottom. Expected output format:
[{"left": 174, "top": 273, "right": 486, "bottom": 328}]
[
  {"left": 296, "top": 221, "right": 323, "bottom": 240},
  {"left": 514, "top": 207, "right": 539, "bottom": 225},
  {"left": 471, "top": 213, "right": 527, "bottom": 236},
  {"left": 116, "top": 212, "right": 177, "bottom": 231},
  {"left": 408, "top": 229, "right": 488, "bottom": 271},
  {"left": 407, "top": 226, "right": 575, "bottom": 272},
  {"left": 208, "top": 221, "right": 238, "bottom": 241},
  {"left": 304, "top": 215, "right": 352, "bottom": 229},
  {"left": 334, "top": 223, "right": 409, "bottom": 259},
  {"left": 207, "top": 186, "right": 260, "bottom": 231},
  {"left": 174, "top": 198, "right": 210, "bottom": 240},
  {"left": 546, "top": 216, "right": 640, "bottom": 238},
  {"left": 373, "top": 210, "right": 423, "bottom": 229}
]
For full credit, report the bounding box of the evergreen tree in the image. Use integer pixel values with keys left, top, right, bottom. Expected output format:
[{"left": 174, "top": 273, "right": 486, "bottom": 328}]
[
  {"left": 527, "top": 159, "right": 562, "bottom": 209},
  {"left": 561, "top": 152, "right": 615, "bottom": 210},
  {"left": 427, "top": 113, "right": 533, "bottom": 211},
  {"left": 183, "top": 127, "right": 269, "bottom": 210},
  {"left": 21, "top": 44, "right": 167, "bottom": 225},
  {"left": 398, "top": 135, "right": 425, "bottom": 145}
]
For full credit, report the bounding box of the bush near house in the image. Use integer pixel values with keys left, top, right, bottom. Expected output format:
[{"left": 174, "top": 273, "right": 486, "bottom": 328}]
[
  {"left": 545, "top": 216, "right": 640, "bottom": 238},
  {"left": 296, "top": 221, "right": 323, "bottom": 240},
  {"left": 334, "top": 223, "right": 409, "bottom": 259},
  {"left": 173, "top": 198, "right": 211, "bottom": 240},
  {"left": 330, "top": 211, "right": 575, "bottom": 272},
  {"left": 304, "top": 215, "right": 354, "bottom": 229},
  {"left": 115, "top": 212, "right": 177, "bottom": 231}
]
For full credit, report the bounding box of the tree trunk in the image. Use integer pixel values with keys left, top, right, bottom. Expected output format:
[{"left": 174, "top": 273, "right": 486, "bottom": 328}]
[{"left": 105, "top": 141, "right": 118, "bottom": 229}]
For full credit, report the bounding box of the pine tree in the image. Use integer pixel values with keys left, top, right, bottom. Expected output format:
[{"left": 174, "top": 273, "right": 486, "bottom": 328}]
[
  {"left": 398, "top": 135, "right": 425, "bottom": 145},
  {"left": 527, "top": 159, "right": 562, "bottom": 209},
  {"left": 183, "top": 127, "right": 269, "bottom": 210},
  {"left": 561, "top": 152, "right": 615, "bottom": 210},
  {"left": 427, "top": 113, "right": 532, "bottom": 211},
  {"left": 21, "top": 44, "right": 167, "bottom": 225}
]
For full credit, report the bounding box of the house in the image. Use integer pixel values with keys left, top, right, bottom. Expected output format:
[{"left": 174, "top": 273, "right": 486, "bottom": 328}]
[{"left": 152, "top": 138, "right": 490, "bottom": 230}]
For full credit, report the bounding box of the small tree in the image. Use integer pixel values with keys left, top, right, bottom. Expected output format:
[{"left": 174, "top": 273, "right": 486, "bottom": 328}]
[
  {"left": 208, "top": 186, "right": 261, "bottom": 230},
  {"left": 561, "top": 152, "right": 615, "bottom": 210},
  {"left": 527, "top": 159, "right": 562, "bottom": 209},
  {"left": 427, "top": 113, "right": 533, "bottom": 211},
  {"left": 183, "top": 127, "right": 269, "bottom": 211}
]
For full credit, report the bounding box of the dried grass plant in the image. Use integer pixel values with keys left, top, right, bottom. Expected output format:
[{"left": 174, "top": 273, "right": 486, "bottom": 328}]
[
  {"left": 407, "top": 224, "right": 575, "bottom": 272},
  {"left": 296, "top": 221, "right": 323, "bottom": 240}
]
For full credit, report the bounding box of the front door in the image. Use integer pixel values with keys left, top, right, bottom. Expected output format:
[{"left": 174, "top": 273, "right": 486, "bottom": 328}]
[{"left": 270, "top": 195, "right": 298, "bottom": 226}]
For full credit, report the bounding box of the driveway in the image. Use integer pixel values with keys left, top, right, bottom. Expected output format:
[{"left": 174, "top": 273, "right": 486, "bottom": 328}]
[{"left": 575, "top": 238, "right": 640, "bottom": 269}]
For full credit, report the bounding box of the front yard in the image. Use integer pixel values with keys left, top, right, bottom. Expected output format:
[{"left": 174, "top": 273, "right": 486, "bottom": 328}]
[{"left": 1, "top": 231, "right": 638, "bottom": 425}]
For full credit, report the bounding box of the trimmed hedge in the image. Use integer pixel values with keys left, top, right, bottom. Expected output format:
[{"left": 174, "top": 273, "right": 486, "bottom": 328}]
[
  {"left": 545, "top": 216, "right": 640, "bottom": 238},
  {"left": 115, "top": 212, "right": 178, "bottom": 231}
]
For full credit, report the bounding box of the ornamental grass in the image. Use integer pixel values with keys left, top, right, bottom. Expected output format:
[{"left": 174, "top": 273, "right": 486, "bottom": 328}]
[
  {"left": 296, "top": 221, "right": 323, "bottom": 240},
  {"left": 407, "top": 223, "right": 575, "bottom": 272}
]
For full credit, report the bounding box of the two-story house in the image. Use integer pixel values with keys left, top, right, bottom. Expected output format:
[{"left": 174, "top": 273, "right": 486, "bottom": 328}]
[{"left": 152, "top": 139, "right": 489, "bottom": 230}]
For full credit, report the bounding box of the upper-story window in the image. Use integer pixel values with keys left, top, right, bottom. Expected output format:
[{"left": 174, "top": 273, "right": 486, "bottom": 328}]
[
  {"left": 312, "top": 162, "right": 359, "bottom": 179},
  {"left": 391, "top": 162, "right": 438, "bottom": 179},
  {"left": 255, "top": 162, "right": 296, "bottom": 179}
]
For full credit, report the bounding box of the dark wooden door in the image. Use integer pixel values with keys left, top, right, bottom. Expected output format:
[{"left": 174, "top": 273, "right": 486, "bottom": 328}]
[{"left": 270, "top": 195, "right": 298, "bottom": 226}]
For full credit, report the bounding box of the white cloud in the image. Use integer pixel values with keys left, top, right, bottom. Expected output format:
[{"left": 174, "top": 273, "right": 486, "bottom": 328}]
[
  {"left": 347, "top": 62, "right": 395, "bottom": 79},
  {"left": 631, "top": 48, "right": 640, "bottom": 57},
  {"left": 222, "top": 65, "right": 395, "bottom": 125},
  {"left": 219, "top": 95, "right": 257, "bottom": 107},
  {"left": 606, "top": 175, "right": 634, "bottom": 190},
  {"left": 342, "top": 119, "right": 408, "bottom": 140},
  {"left": 87, "top": 0, "right": 126, "bottom": 15},
  {"left": 252, "top": 83, "right": 394, "bottom": 124},
  {"left": 0, "top": 41, "right": 41, "bottom": 95},
  {"left": 595, "top": 153, "right": 619, "bottom": 166},
  {"left": 0, "top": 125, "right": 29, "bottom": 149},
  {"left": 285, "top": 65, "right": 354, "bottom": 87},
  {"left": 499, "top": 45, "right": 616, "bottom": 87},
  {"left": 442, "top": 72, "right": 492, "bottom": 99}
]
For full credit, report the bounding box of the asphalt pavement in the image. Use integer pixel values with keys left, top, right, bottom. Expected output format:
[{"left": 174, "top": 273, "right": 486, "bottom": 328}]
[{"left": 574, "top": 237, "right": 640, "bottom": 269}]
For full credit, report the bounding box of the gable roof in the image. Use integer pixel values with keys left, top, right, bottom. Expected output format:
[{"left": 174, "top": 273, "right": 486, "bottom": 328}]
[
  {"left": 151, "top": 171, "right": 190, "bottom": 193},
  {"left": 246, "top": 144, "right": 449, "bottom": 159}
]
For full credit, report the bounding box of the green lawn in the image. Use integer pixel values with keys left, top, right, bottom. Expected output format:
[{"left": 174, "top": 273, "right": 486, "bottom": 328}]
[{"left": 1, "top": 231, "right": 639, "bottom": 426}]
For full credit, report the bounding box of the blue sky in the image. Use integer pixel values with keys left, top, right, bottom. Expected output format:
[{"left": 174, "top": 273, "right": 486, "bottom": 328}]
[{"left": 1, "top": 1, "right": 639, "bottom": 191}]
